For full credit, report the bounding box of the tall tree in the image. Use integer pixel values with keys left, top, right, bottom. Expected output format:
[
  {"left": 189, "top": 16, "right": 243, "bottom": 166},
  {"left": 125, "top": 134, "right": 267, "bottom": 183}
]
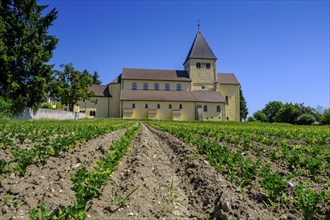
[
  {"left": 262, "top": 101, "right": 283, "bottom": 123},
  {"left": 51, "top": 64, "right": 94, "bottom": 112},
  {"left": 239, "top": 86, "right": 248, "bottom": 121},
  {"left": 91, "top": 71, "right": 102, "bottom": 85},
  {"left": 0, "top": 0, "right": 58, "bottom": 108}
]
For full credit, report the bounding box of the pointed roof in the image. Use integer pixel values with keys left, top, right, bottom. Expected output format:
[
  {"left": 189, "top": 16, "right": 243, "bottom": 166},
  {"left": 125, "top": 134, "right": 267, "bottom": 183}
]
[{"left": 184, "top": 31, "right": 217, "bottom": 64}]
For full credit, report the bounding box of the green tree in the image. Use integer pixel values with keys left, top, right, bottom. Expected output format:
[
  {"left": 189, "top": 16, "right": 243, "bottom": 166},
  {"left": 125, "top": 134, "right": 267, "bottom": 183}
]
[
  {"left": 0, "top": 0, "right": 58, "bottom": 108},
  {"left": 239, "top": 86, "right": 248, "bottom": 121},
  {"left": 262, "top": 101, "right": 283, "bottom": 123},
  {"left": 91, "top": 71, "right": 102, "bottom": 85},
  {"left": 51, "top": 64, "right": 95, "bottom": 112},
  {"left": 253, "top": 110, "right": 268, "bottom": 122},
  {"left": 274, "top": 103, "right": 300, "bottom": 124},
  {"left": 321, "top": 109, "right": 330, "bottom": 124}
]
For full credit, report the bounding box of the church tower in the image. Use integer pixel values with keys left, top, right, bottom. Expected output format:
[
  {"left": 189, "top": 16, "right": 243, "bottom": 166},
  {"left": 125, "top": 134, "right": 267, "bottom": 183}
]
[{"left": 183, "top": 31, "right": 217, "bottom": 91}]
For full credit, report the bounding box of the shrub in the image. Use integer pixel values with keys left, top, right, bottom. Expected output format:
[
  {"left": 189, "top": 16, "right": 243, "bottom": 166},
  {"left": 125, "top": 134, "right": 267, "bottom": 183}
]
[
  {"left": 253, "top": 111, "right": 268, "bottom": 122},
  {"left": 41, "top": 102, "right": 54, "bottom": 109},
  {"left": 296, "top": 113, "right": 316, "bottom": 125},
  {"left": 0, "top": 96, "right": 25, "bottom": 118},
  {"left": 247, "top": 116, "right": 256, "bottom": 122}
]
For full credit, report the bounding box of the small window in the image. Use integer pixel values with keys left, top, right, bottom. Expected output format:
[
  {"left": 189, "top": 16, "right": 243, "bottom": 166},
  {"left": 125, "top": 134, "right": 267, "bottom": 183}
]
[
  {"left": 169, "top": 104, "right": 172, "bottom": 109},
  {"left": 132, "top": 82, "right": 137, "bottom": 90},
  {"left": 132, "top": 103, "right": 135, "bottom": 109},
  {"left": 157, "top": 104, "right": 160, "bottom": 109},
  {"left": 204, "top": 105, "right": 208, "bottom": 112},
  {"left": 143, "top": 83, "right": 148, "bottom": 90},
  {"left": 176, "top": 84, "right": 182, "bottom": 91},
  {"left": 145, "top": 104, "right": 148, "bottom": 109},
  {"left": 90, "top": 111, "right": 96, "bottom": 116},
  {"left": 196, "top": 62, "right": 201, "bottom": 69},
  {"left": 154, "top": 83, "right": 159, "bottom": 90},
  {"left": 197, "top": 104, "right": 202, "bottom": 109},
  {"left": 216, "top": 105, "right": 221, "bottom": 112},
  {"left": 179, "top": 104, "right": 182, "bottom": 109},
  {"left": 225, "top": 96, "right": 229, "bottom": 105},
  {"left": 202, "top": 85, "right": 205, "bottom": 90},
  {"left": 206, "top": 63, "right": 211, "bottom": 69},
  {"left": 165, "top": 83, "right": 170, "bottom": 91}
]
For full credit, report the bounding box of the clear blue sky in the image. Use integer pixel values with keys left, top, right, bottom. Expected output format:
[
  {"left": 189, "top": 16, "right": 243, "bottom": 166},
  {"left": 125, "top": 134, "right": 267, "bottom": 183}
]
[{"left": 41, "top": 0, "right": 329, "bottom": 115}]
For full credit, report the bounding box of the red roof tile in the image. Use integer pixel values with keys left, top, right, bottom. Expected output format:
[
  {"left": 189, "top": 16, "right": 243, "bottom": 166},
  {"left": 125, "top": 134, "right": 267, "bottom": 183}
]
[
  {"left": 121, "top": 68, "right": 191, "bottom": 82},
  {"left": 217, "top": 73, "right": 239, "bottom": 85},
  {"left": 89, "top": 85, "right": 111, "bottom": 97}
]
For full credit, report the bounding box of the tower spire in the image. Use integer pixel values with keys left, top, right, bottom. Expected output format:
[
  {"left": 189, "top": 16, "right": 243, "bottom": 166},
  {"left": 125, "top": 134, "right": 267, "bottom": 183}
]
[{"left": 198, "top": 19, "right": 200, "bottom": 32}]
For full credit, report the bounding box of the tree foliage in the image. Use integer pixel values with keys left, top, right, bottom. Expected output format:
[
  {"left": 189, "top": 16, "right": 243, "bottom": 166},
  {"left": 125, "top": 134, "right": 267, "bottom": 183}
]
[
  {"left": 253, "top": 110, "right": 268, "bottom": 122},
  {"left": 91, "top": 71, "right": 102, "bottom": 85},
  {"left": 321, "top": 109, "right": 330, "bottom": 125},
  {"left": 0, "top": 0, "right": 58, "bottom": 108},
  {"left": 51, "top": 64, "right": 95, "bottom": 112},
  {"left": 274, "top": 103, "right": 300, "bottom": 124},
  {"left": 239, "top": 86, "right": 248, "bottom": 121},
  {"left": 262, "top": 101, "right": 283, "bottom": 123}
]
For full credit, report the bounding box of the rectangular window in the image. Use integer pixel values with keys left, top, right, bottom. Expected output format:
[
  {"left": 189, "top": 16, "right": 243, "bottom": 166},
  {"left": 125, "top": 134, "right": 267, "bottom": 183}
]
[
  {"left": 176, "top": 84, "right": 182, "bottom": 91},
  {"left": 154, "top": 83, "right": 159, "bottom": 90},
  {"left": 157, "top": 104, "right": 160, "bottom": 109},
  {"left": 165, "top": 84, "right": 170, "bottom": 91},
  {"left": 169, "top": 104, "right": 172, "bottom": 109},
  {"left": 204, "top": 105, "right": 208, "bottom": 112},
  {"left": 145, "top": 104, "right": 148, "bottom": 109},
  {"left": 206, "top": 63, "right": 211, "bottom": 69},
  {"left": 90, "top": 111, "right": 96, "bottom": 116},
  {"left": 225, "top": 96, "right": 229, "bottom": 105},
  {"left": 132, "top": 103, "right": 135, "bottom": 109},
  {"left": 196, "top": 62, "right": 201, "bottom": 69}
]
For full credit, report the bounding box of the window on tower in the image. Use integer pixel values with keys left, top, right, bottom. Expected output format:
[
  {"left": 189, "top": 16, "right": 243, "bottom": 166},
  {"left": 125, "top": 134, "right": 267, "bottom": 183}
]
[
  {"left": 206, "top": 63, "right": 211, "bottom": 69},
  {"left": 196, "top": 62, "right": 201, "bottom": 69}
]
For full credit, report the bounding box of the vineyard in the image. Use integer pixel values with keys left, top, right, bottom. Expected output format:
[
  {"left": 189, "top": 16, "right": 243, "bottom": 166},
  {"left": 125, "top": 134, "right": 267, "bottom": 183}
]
[{"left": 0, "top": 119, "right": 329, "bottom": 219}]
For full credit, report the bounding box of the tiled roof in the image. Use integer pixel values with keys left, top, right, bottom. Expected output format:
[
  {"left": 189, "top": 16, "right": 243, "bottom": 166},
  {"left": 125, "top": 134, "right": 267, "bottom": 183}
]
[
  {"left": 110, "top": 74, "right": 121, "bottom": 84},
  {"left": 217, "top": 73, "right": 240, "bottom": 85},
  {"left": 89, "top": 84, "right": 111, "bottom": 97},
  {"left": 121, "top": 68, "right": 191, "bottom": 82},
  {"left": 184, "top": 31, "right": 217, "bottom": 64},
  {"left": 120, "top": 90, "right": 225, "bottom": 103}
]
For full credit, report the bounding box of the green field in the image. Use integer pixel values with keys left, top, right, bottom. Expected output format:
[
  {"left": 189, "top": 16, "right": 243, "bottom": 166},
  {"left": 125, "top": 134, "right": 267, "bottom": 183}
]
[{"left": 0, "top": 119, "right": 329, "bottom": 219}]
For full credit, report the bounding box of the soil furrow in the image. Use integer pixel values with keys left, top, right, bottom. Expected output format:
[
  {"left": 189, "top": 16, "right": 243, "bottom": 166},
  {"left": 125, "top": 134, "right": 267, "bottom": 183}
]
[
  {"left": 0, "top": 129, "right": 126, "bottom": 219},
  {"left": 87, "top": 124, "right": 276, "bottom": 219}
]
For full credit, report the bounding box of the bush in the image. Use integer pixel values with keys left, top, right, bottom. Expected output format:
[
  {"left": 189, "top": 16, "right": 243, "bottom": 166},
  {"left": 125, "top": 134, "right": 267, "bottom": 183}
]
[
  {"left": 296, "top": 113, "right": 316, "bottom": 125},
  {"left": 253, "top": 111, "right": 268, "bottom": 122},
  {"left": 274, "top": 103, "right": 300, "bottom": 124},
  {"left": 247, "top": 116, "right": 256, "bottom": 122},
  {"left": 41, "top": 102, "right": 54, "bottom": 109},
  {"left": 0, "top": 96, "right": 25, "bottom": 118}
]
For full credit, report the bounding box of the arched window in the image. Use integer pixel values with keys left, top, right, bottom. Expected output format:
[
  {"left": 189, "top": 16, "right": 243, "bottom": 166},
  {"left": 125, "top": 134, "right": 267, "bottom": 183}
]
[
  {"left": 169, "top": 104, "right": 172, "bottom": 109},
  {"left": 204, "top": 105, "right": 208, "bottom": 112},
  {"left": 154, "top": 83, "right": 159, "bottom": 90},
  {"left": 157, "top": 104, "right": 160, "bottom": 109},
  {"left": 179, "top": 104, "right": 182, "bottom": 109},
  {"left": 165, "top": 83, "right": 170, "bottom": 91},
  {"left": 216, "top": 105, "right": 221, "bottom": 112},
  {"left": 145, "top": 104, "right": 148, "bottom": 109},
  {"left": 143, "top": 83, "right": 148, "bottom": 90},
  {"left": 176, "top": 84, "right": 182, "bottom": 91},
  {"left": 225, "top": 96, "right": 229, "bottom": 105},
  {"left": 132, "top": 103, "right": 135, "bottom": 109},
  {"left": 132, "top": 82, "right": 137, "bottom": 90}
]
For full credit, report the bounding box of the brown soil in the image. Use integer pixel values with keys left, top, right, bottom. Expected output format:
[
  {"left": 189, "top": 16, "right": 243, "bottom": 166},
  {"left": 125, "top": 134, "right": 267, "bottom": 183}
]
[
  {"left": 86, "top": 124, "right": 276, "bottom": 219},
  {"left": 0, "top": 129, "right": 126, "bottom": 219}
]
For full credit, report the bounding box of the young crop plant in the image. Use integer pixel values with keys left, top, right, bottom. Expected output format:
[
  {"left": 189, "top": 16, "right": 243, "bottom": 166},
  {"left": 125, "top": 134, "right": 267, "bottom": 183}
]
[
  {"left": 294, "top": 183, "right": 328, "bottom": 220},
  {"left": 260, "top": 167, "right": 287, "bottom": 204}
]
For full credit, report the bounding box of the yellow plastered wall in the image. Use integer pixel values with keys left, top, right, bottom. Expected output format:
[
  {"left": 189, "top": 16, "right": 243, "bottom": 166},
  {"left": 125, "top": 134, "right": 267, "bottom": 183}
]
[
  {"left": 109, "top": 83, "right": 121, "bottom": 117},
  {"left": 77, "top": 97, "right": 110, "bottom": 118},
  {"left": 122, "top": 79, "right": 191, "bottom": 91},
  {"left": 185, "top": 59, "right": 217, "bottom": 90},
  {"left": 122, "top": 101, "right": 195, "bottom": 121},
  {"left": 196, "top": 102, "right": 225, "bottom": 121},
  {"left": 218, "top": 84, "right": 240, "bottom": 121}
]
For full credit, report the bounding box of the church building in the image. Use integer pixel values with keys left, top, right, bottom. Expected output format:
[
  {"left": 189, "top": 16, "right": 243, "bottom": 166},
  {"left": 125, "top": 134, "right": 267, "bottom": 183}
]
[{"left": 78, "top": 30, "right": 240, "bottom": 121}]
